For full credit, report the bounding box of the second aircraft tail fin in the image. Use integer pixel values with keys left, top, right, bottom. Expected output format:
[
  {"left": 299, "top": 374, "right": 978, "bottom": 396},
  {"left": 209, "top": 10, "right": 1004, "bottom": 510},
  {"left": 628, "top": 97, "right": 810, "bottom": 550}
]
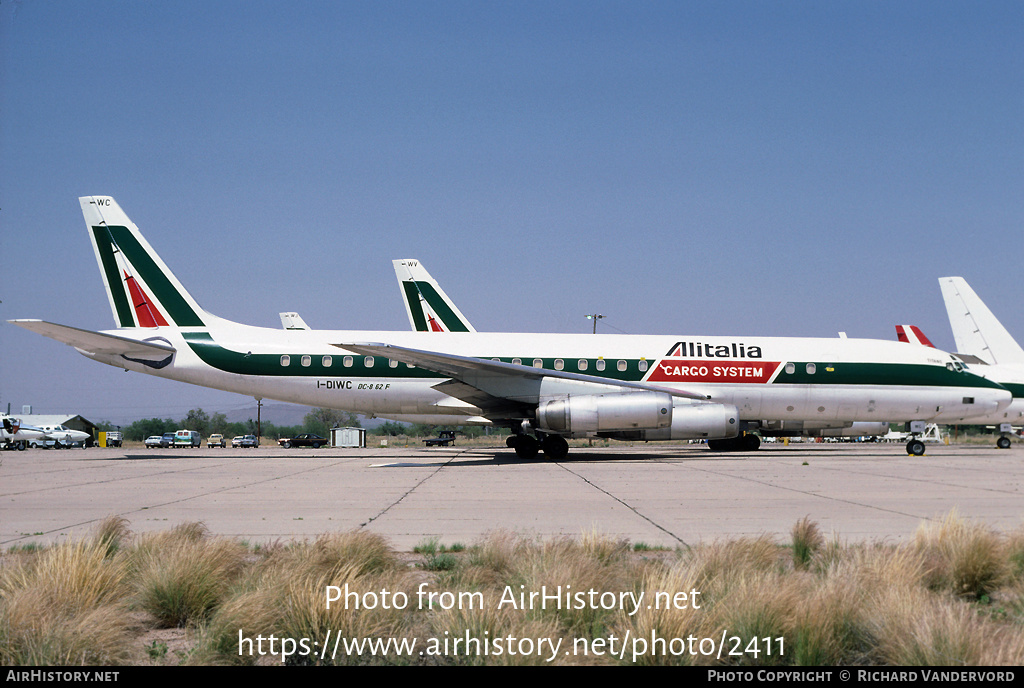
[
  {"left": 939, "top": 276, "right": 1024, "bottom": 365},
  {"left": 393, "top": 259, "right": 476, "bottom": 333}
]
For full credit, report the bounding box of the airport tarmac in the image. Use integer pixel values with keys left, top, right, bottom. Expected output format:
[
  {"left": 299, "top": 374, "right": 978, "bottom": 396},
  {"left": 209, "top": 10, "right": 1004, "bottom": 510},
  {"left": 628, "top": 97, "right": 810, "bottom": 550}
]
[{"left": 1, "top": 442, "right": 1021, "bottom": 551}]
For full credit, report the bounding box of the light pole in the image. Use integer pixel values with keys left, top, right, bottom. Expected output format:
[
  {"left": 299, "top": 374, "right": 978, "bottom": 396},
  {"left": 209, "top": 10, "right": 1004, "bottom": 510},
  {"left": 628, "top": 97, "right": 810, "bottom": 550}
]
[{"left": 585, "top": 314, "right": 605, "bottom": 334}]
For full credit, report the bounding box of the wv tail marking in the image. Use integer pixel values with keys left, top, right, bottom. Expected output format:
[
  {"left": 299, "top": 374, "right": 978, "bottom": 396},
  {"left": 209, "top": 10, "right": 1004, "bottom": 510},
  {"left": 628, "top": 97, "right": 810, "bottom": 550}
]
[{"left": 393, "top": 259, "right": 476, "bottom": 333}]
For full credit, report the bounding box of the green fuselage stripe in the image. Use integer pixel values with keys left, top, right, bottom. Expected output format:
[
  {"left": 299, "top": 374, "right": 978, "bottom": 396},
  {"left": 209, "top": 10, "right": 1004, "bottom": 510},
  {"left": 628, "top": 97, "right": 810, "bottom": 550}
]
[{"left": 181, "top": 334, "right": 1005, "bottom": 391}]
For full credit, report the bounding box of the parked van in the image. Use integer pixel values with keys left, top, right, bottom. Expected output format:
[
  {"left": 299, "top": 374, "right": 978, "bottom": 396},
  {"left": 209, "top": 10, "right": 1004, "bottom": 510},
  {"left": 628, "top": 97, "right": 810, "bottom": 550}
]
[{"left": 174, "top": 430, "right": 201, "bottom": 448}]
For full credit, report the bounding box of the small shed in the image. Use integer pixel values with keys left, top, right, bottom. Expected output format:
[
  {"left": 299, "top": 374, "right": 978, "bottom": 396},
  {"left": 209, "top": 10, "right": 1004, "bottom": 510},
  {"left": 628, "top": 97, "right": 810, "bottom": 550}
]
[{"left": 331, "top": 426, "right": 366, "bottom": 448}]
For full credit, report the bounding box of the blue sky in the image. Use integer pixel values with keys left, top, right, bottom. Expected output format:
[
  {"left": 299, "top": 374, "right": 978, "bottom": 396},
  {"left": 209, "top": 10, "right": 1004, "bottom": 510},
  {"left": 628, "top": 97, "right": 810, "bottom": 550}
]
[{"left": 2, "top": 1, "right": 1021, "bottom": 424}]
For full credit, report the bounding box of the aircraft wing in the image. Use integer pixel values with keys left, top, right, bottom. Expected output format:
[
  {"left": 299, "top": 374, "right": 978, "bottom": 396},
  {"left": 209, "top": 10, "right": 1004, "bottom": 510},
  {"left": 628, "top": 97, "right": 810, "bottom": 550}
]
[
  {"left": 8, "top": 320, "right": 176, "bottom": 359},
  {"left": 336, "top": 341, "right": 709, "bottom": 418}
]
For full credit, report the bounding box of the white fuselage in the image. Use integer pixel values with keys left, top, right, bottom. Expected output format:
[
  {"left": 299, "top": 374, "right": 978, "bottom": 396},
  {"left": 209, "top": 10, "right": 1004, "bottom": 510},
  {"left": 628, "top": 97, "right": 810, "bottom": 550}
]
[{"left": 78, "top": 318, "right": 1011, "bottom": 428}]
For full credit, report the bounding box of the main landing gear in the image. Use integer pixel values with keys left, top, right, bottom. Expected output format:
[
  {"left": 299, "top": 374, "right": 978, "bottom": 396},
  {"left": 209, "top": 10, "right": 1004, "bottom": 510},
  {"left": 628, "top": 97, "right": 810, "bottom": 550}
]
[{"left": 507, "top": 433, "right": 569, "bottom": 460}]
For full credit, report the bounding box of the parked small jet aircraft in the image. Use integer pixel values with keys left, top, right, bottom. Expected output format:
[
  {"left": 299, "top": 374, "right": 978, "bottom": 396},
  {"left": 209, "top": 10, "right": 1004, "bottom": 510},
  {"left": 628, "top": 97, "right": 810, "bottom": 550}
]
[{"left": 9, "top": 197, "right": 1011, "bottom": 459}]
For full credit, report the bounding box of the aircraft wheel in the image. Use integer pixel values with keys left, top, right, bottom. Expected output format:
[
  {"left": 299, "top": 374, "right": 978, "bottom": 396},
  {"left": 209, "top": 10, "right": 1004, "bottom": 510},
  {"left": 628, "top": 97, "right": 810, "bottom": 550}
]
[
  {"left": 743, "top": 434, "right": 761, "bottom": 451},
  {"left": 541, "top": 435, "right": 569, "bottom": 459},
  {"left": 907, "top": 439, "right": 926, "bottom": 456},
  {"left": 53, "top": 440, "right": 62, "bottom": 450},
  {"left": 997, "top": 436, "right": 1012, "bottom": 450},
  {"left": 17, "top": 441, "right": 26, "bottom": 451},
  {"left": 513, "top": 435, "right": 539, "bottom": 460},
  {"left": 506, "top": 435, "right": 517, "bottom": 448}
]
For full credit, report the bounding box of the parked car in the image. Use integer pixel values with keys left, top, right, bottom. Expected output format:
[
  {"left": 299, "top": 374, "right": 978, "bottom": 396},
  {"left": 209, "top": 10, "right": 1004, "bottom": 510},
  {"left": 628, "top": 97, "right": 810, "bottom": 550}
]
[
  {"left": 160, "top": 432, "right": 175, "bottom": 448},
  {"left": 237, "top": 434, "right": 259, "bottom": 448},
  {"left": 145, "top": 435, "right": 163, "bottom": 449},
  {"left": 278, "top": 433, "right": 327, "bottom": 449},
  {"left": 424, "top": 430, "right": 457, "bottom": 447},
  {"left": 174, "top": 429, "right": 201, "bottom": 448},
  {"left": 106, "top": 431, "right": 123, "bottom": 448},
  {"left": 207, "top": 433, "right": 226, "bottom": 448}
]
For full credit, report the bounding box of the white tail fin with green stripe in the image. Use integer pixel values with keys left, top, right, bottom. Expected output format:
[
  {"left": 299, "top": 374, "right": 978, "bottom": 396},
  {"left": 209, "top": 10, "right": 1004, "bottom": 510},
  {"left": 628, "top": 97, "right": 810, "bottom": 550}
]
[
  {"left": 82, "top": 196, "right": 208, "bottom": 329},
  {"left": 393, "top": 259, "right": 475, "bottom": 333}
]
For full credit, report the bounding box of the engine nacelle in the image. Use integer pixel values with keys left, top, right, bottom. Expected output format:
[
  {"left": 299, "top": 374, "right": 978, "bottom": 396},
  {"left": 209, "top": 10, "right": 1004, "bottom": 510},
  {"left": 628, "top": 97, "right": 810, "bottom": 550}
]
[
  {"left": 624, "top": 400, "right": 739, "bottom": 441},
  {"left": 536, "top": 391, "right": 673, "bottom": 433},
  {"left": 756, "top": 420, "right": 889, "bottom": 438},
  {"left": 537, "top": 392, "right": 739, "bottom": 440}
]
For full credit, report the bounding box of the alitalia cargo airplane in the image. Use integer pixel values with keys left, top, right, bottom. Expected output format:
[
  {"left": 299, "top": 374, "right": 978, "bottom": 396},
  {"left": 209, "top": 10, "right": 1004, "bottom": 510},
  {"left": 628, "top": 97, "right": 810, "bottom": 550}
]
[{"left": 9, "top": 197, "right": 1012, "bottom": 459}]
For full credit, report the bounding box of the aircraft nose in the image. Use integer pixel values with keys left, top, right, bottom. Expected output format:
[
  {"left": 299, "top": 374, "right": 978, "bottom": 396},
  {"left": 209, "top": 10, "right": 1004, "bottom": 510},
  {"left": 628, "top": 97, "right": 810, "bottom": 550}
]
[{"left": 987, "top": 388, "right": 1013, "bottom": 413}]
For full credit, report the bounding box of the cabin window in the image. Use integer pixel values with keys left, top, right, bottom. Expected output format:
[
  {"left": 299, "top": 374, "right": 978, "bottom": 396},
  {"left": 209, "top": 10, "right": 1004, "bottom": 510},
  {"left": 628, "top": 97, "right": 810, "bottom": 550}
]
[
  {"left": 617, "top": 360, "right": 627, "bottom": 372},
  {"left": 596, "top": 359, "right": 606, "bottom": 371},
  {"left": 638, "top": 360, "right": 648, "bottom": 372},
  {"left": 280, "top": 355, "right": 291, "bottom": 367},
  {"left": 322, "top": 355, "right": 332, "bottom": 367},
  {"left": 300, "top": 355, "right": 311, "bottom": 367},
  {"left": 554, "top": 359, "right": 564, "bottom": 370},
  {"left": 364, "top": 356, "right": 374, "bottom": 368},
  {"left": 389, "top": 359, "right": 398, "bottom": 368},
  {"left": 533, "top": 358, "right": 543, "bottom": 368},
  {"left": 785, "top": 362, "right": 795, "bottom": 374},
  {"left": 343, "top": 356, "right": 353, "bottom": 367},
  {"left": 512, "top": 358, "right": 522, "bottom": 365},
  {"left": 806, "top": 363, "right": 816, "bottom": 375},
  {"left": 963, "top": 397, "right": 975, "bottom": 404},
  {"left": 578, "top": 359, "right": 588, "bottom": 371}
]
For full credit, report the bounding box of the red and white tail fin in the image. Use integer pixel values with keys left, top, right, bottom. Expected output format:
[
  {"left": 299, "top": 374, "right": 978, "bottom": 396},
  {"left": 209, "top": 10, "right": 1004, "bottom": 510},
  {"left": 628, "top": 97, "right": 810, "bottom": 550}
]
[{"left": 895, "top": 325, "right": 936, "bottom": 348}]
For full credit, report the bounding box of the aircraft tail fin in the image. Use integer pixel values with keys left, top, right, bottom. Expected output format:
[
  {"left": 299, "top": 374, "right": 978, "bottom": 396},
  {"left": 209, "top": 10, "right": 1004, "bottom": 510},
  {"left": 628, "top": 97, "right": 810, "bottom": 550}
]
[
  {"left": 938, "top": 276, "right": 1024, "bottom": 365},
  {"left": 896, "top": 325, "right": 936, "bottom": 348},
  {"left": 81, "top": 196, "right": 210, "bottom": 329},
  {"left": 393, "top": 259, "right": 476, "bottom": 333},
  {"left": 280, "top": 312, "right": 310, "bottom": 330}
]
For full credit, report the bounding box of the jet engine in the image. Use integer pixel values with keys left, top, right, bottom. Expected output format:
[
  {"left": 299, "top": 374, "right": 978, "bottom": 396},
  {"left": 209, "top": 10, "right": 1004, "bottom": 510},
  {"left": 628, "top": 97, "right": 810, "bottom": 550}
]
[{"left": 536, "top": 392, "right": 738, "bottom": 440}]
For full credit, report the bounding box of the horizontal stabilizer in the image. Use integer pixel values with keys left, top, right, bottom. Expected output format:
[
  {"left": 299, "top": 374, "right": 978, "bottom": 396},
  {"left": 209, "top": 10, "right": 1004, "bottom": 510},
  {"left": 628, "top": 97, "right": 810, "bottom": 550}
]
[{"left": 8, "top": 320, "right": 176, "bottom": 360}]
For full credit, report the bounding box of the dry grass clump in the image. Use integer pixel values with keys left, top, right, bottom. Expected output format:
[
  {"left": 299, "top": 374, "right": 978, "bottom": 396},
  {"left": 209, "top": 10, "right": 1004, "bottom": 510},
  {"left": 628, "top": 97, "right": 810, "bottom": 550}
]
[
  {"left": 914, "top": 510, "right": 1008, "bottom": 599},
  {"left": 686, "top": 534, "right": 784, "bottom": 596},
  {"left": 622, "top": 559, "right": 706, "bottom": 665},
  {"left": 192, "top": 531, "right": 409, "bottom": 665},
  {"left": 495, "top": 533, "right": 637, "bottom": 635},
  {"left": 93, "top": 515, "right": 131, "bottom": 556},
  {"left": 0, "top": 540, "right": 131, "bottom": 665},
  {"left": 865, "top": 585, "right": 1023, "bottom": 665},
  {"left": 131, "top": 525, "right": 249, "bottom": 628},
  {"left": 791, "top": 516, "right": 825, "bottom": 571},
  {"left": 263, "top": 531, "right": 401, "bottom": 580}
]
